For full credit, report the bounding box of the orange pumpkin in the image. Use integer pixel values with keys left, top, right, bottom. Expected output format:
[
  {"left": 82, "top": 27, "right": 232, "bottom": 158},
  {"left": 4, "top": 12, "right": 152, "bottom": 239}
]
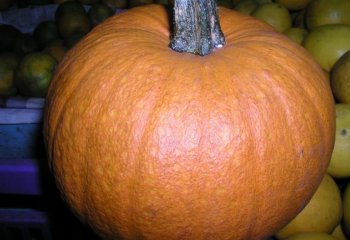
[{"left": 43, "top": 4, "right": 335, "bottom": 240}]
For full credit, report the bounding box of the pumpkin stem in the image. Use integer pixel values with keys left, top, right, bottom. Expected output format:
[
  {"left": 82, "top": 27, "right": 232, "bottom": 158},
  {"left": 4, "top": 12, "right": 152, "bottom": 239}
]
[{"left": 170, "top": 0, "right": 226, "bottom": 56}]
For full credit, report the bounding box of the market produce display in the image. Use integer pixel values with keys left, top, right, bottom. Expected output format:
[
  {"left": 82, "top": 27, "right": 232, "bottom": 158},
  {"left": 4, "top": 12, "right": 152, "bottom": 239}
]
[{"left": 1, "top": 0, "right": 350, "bottom": 239}]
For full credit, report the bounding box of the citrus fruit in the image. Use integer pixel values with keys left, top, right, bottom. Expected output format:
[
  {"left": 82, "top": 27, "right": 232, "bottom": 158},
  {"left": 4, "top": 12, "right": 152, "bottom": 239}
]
[
  {"left": 251, "top": 2, "right": 292, "bottom": 32},
  {"left": 331, "top": 224, "right": 347, "bottom": 240},
  {"left": 302, "top": 24, "right": 350, "bottom": 72},
  {"left": 275, "top": 174, "right": 342, "bottom": 239},
  {"left": 88, "top": 3, "right": 115, "bottom": 27},
  {"left": 15, "top": 52, "right": 58, "bottom": 97},
  {"left": 57, "top": 13, "right": 91, "bottom": 39},
  {"left": 33, "top": 20, "right": 60, "bottom": 48},
  {"left": 326, "top": 104, "right": 350, "bottom": 178},
  {"left": 0, "top": 52, "right": 20, "bottom": 97},
  {"left": 43, "top": 44, "right": 67, "bottom": 62},
  {"left": 284, "top": 232, "right": 340, "bottom": 240},
  {"left": 331, "top": 50, "right": 350, "bottom": 103},
  {"left": 234, "top": 0, "right": 259, "bottom": 15},
  {"left": 283, "top": 27, "right": 308, "bottom": 45},
  {"left": 305, "top": 0, "right": 350, "bottom": 30},
  {"left": 275, "top": 0, "right": 312, "bottom": 10},
  {"left": 343, "top": 182, "right": 350, "bottom": 237},
  {"left": 55, "top": 1, "right": 87, "bottom": 21},
  {"left": 63, "top": 31, "right": 87, "bottom": 49}
]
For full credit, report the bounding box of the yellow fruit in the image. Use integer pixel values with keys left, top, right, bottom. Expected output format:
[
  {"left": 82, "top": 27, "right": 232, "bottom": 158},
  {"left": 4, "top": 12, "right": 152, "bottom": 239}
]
[
  {"left": 234, "top": 0, "right": 259, "bottom": 15},
  {"left": 331, "top": 50, "right": 350, "bottom": 103},
  {"left": 331, "top": 224, "right": 347, "bottom": 240},
  {"left": 284, "top": 232, "right": 340, "bottom": 240},
  {"left": 283, "top": 27, "right": 308, "bottom": 45},
  {"left": 343, "top": 179, "right": 350, "bottom": 237},
  {"left": 305, "top": 0, "right": 350, "bottom": 30},
  {"left": 302, "top": 24, "right": 350, "bottom": 72},
  {"left": 15, "top": 52, "right": 58, "bottom": 97},
  {"left": 252, "top": 3, "right": 292, "bottom": 32},
  {"left": 275, "top": 174, "right": 342, "bottom": 239},
  {"left": 275, "top": 0, "right": 312, "bottom": 10},
  {"left": 0, "top": 52, "right": 20, "bottom": 96},
  {"left": 327, "top": 104, "right": 350, "bottom": 178}
]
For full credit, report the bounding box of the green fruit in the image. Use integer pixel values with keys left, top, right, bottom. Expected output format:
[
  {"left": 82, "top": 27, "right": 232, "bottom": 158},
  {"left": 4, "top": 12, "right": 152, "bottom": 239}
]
[
  {"left": 330, "top": 50, "right": 350, "bottom": 103},
  {"left": 0, "top": 52, "right": 20, "bottom": 96},
  {"left": 283, "top": 27, "right": 308, "bottom": 45},
  {"left": 252, "top": 3, "right": 292, "bottom": 32},
  {"left": 326, "top": 104, "right": 350, "bottom": 178},
  {"left": 234, "top": 0, "right": 258, "bottom": 15},
  {"left": 15, "top": 52, "right": 58, "bottom": 97},
  {"left": 88, "top": 3, "right": 115, "bottom": 27},
  {"left": 33, "top": 20, "right": 60, "bottom": 48},
  {"left": 302, "top": 24, "right": 350, "bottom": 72},
  {"left": 305, "top": 0, "right": 350, "bottom": 30}
]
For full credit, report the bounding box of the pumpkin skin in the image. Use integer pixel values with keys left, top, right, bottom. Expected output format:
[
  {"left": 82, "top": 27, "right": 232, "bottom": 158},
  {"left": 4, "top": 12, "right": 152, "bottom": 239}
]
[{"left": 43, "top": 4, "right": 335, "bottom": 240}]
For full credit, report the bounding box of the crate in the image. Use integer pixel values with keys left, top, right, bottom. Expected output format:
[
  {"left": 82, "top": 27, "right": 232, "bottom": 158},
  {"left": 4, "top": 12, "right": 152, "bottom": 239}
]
[
  {"left": 0, "top": 208, "right": 53, "bottom": 240},
  {"left": 0, "top": 97, "right": 45, "bottom": 159}
]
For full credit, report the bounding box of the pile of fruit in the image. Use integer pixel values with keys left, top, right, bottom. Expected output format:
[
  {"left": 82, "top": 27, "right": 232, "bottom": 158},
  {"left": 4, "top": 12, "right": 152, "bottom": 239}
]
[
  {"left": 0, "top": 0, "right": 120, "bottom": 97},
  {"left": 1, "top": 0, "right": 350, "bottom": 239}
]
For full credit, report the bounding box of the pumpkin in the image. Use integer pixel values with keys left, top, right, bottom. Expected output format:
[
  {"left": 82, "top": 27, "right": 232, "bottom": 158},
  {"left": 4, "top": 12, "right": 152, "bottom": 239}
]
[{"left": 43, "top": 2, "right": 335, "bottom": 240}]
